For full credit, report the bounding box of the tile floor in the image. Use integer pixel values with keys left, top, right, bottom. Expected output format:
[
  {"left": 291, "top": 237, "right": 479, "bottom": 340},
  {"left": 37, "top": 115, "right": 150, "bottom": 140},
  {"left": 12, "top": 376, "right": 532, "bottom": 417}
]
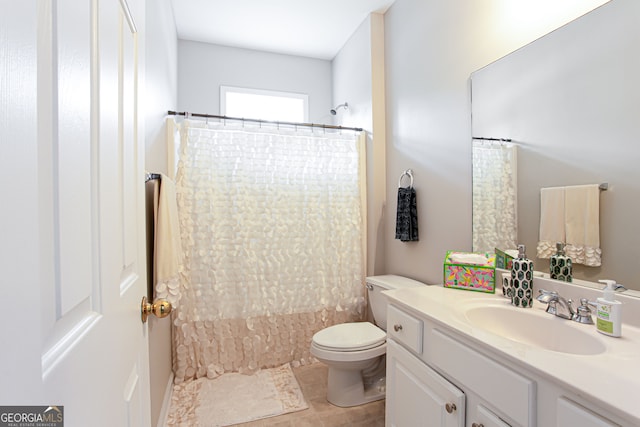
[{"left": 233, "top": 363, "right": 386, "bottom": 427}]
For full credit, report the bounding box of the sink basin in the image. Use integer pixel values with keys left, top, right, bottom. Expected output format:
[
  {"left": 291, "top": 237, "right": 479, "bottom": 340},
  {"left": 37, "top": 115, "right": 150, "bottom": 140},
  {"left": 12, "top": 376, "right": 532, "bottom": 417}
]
[{"left": 465, "top": 305, "right": 606, "bottom": 355}]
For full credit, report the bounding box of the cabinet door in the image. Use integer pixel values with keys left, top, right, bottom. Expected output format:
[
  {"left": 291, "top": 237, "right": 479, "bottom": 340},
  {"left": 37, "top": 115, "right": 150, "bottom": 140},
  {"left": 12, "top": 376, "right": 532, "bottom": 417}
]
[
  {"left": 557, "top": 397, "right": 619, "bottom": 427},
  {"left": 472, "top": 404, "right": 512, "bottom": 427},
  {"left": 387, "top": 339, "right": 465, "bottom": 427}
]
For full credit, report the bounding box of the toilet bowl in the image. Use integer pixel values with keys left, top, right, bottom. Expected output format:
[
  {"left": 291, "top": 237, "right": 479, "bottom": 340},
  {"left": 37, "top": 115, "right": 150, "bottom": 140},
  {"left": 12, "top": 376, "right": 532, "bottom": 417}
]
[{"left": 310, "top": 275, "right": 427, "bottom": 407}]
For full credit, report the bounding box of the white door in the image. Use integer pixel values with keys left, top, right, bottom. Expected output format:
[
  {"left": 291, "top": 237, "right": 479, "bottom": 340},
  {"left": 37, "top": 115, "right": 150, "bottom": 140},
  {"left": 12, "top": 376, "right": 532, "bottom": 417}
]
[
  {"left": 1, "top": 1, "right": 150, "bottom": 426},
  {"left": 386, "top": 339, "right": 465, "bottom": 427},
  {"left": 473, "top": 404, "right": 512, "bottom": 427}
]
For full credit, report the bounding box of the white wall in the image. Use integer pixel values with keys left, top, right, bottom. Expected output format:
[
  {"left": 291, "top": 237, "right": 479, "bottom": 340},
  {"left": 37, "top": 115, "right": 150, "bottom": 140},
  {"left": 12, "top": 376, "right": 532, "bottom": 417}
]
[
  {"left": 146, "top": 0, "right": 178, "bottom": 174},
  {"left": 383, "top": 0, "right": 609, "bottom": 285},
  {"left": 332, "top": 14, "right": 387, "bottom": 276},
  {"left": 144, "top": 0, "right": 178, "bottom": 425},
  {"left": 178, "top": 41, "right": 333, "bottom": 123},
  {"left": 332, "top": 17, "right": 373, "bottom": 131}
]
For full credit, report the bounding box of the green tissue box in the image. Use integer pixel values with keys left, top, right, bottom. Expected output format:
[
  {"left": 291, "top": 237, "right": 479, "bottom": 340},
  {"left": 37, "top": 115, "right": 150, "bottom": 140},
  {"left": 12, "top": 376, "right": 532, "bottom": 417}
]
[
  {"left": 495, "top": 248, "right": 518, "bottom": 270},
  {"left": 443, "top": 251, "right": 496, "bottom": 293}
]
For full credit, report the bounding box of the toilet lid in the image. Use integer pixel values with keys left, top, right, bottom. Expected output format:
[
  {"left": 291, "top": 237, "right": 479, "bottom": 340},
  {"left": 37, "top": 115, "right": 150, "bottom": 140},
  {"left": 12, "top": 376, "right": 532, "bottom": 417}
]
[{"left": 312, "top": 322, "right": 386, "bottom": 351}]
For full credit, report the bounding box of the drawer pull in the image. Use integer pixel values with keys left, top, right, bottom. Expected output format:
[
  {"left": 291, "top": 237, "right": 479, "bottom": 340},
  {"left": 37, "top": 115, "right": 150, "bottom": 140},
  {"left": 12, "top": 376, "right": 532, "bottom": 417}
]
[
  {"left": 472, "top": 424, "right": 484, "bottom": 427},
  {"left": 445, "top": 403, "right": 456, "bottom": 414},
  {"left": 394, "top": 324, "right": 403, "bottom": 332}
]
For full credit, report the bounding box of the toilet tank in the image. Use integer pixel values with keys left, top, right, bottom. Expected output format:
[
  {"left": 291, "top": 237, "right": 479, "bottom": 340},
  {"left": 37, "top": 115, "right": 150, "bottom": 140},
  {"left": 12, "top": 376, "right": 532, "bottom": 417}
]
[{"left": 366, "top": 275, "right": 428, "bottom": 331}]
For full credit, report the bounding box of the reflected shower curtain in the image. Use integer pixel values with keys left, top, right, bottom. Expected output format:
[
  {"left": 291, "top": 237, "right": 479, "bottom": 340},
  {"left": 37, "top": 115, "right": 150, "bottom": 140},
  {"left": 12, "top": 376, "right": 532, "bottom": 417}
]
[
  {"left": 472, "top": 140, "right": 517, "bottom": 252},
  {"left": 172, "top": 120, "right": 366, "bottom": 383}
]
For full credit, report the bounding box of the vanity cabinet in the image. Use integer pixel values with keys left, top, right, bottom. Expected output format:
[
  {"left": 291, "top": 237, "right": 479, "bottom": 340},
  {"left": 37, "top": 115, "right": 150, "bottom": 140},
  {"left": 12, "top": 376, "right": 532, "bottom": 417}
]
[
  {"left": 386, "top": 304, "right": 524, "bottom": 427},
  {"left": 385, "top": 299, "right": 628, "bottom": 427}
]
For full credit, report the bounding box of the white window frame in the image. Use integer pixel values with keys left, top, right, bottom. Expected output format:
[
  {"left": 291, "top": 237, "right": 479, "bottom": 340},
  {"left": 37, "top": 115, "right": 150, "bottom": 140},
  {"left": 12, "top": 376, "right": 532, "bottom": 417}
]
[{"left": 220, "top": 85, "right": 309, "bottom": 122}]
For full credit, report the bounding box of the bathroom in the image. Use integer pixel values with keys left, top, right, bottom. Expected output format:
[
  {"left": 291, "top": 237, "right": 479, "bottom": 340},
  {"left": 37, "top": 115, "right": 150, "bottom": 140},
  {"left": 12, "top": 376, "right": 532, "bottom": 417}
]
[
  {"left": 3, "top": 0, "right": 638, "bottom": 426},
  {"left": 147, "top": 0, "right": 640, "bottom": 424}
]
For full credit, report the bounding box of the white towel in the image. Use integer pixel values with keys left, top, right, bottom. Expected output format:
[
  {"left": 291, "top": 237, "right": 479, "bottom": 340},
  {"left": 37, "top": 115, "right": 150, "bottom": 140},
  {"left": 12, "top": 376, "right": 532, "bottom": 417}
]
[
  {"left": 564, "top": 184, "right": 601, "bottom": 267},
  {"left": 537, "top": 187, "right": 565, "bottom": 259},
  {"left": 154, "top": 174, "right": 183, "bottom": 306},
  {"left": 536, "top": 184, "right": 601, "bottom": 266}
]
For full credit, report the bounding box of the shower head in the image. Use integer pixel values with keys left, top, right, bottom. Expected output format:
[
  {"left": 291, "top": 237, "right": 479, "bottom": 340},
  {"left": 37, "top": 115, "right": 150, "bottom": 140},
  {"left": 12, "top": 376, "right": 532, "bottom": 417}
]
[{"left": 330, "top": 102, "right": 349, "bottom": 115}]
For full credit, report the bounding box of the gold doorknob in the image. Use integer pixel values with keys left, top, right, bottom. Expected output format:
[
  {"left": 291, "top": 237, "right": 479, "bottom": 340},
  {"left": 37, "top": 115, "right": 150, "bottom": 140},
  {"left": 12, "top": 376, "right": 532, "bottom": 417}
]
[{"left": 141, "top": 296, "right": 172, "bottom": 323}]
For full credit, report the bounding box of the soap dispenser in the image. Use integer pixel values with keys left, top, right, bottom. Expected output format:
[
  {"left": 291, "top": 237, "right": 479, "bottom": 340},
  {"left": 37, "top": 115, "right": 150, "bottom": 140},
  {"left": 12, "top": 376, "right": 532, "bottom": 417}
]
[
  {"left": 549, "top": 242, "right": 572, "bottom": 282},
  {"left": 510, "top": 244, "right": 533, "bottom": 308},
  {"left": 596, "top": 279, "right": 622, "bottom": 337}
]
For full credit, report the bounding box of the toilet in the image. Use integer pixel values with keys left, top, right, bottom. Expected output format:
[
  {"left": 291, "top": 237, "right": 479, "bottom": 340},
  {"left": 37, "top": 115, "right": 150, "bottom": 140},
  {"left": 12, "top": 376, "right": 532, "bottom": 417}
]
[{"left": 310, "top": 274, "right": 427, "bottom": 407}]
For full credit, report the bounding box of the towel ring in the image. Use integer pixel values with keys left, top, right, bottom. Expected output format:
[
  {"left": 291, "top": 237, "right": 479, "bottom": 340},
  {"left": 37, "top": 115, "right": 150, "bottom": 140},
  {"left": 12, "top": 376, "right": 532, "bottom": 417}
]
[{"left": 398, "top": 169, "right": 414, "bottom": 188}]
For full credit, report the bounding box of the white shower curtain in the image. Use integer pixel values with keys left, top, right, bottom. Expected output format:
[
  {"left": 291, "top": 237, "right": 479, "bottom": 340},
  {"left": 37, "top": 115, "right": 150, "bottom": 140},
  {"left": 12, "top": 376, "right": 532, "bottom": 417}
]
[
  {"left": 172, "top": 119, "right": 366, "bottom": 383},
  {"left": 472, "top": 140, "right": 518, "bottom": 253}
]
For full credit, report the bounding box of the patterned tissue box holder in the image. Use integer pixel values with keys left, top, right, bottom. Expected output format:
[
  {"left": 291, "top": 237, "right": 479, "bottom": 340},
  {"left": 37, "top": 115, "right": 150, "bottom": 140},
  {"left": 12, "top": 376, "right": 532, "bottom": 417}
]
[
  {"left": 443, "top": 251, "right": 496, "bottom": 293},
  {"left": 495, "top": 247, "right": 517, "bottom": 270}
]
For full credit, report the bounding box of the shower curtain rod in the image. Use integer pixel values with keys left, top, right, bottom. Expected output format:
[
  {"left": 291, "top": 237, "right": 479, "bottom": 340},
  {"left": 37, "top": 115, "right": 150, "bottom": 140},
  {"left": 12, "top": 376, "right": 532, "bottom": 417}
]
[
  {"left": 167, "top": 110, "right": 364, "bottom": 132},
  {"left": 472, "top": 136, "right": 513, "bottom": 142}
]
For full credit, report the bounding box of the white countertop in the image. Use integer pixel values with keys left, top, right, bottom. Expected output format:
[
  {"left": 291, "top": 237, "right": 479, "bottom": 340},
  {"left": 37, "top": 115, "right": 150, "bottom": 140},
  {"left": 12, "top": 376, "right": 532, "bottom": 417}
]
[{"left": 383, "top": 284, "right": 640, "bottom": 424}]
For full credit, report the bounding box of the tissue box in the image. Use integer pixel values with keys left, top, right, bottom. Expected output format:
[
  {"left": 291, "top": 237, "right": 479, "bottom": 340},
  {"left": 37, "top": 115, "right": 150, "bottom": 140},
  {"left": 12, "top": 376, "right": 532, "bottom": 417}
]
[
  {"left": 443, "top": 251, "right": 496, "bottom": 293},
  {"left": 495, "top": 247, "right": 517, "bottom": 270}
]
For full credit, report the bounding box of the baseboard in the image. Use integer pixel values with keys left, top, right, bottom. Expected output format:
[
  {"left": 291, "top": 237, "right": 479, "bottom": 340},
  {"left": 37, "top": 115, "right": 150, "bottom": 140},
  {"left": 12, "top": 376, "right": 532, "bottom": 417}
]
[{"left": 156, "top": 371, "right": 174, "bottom": 427}]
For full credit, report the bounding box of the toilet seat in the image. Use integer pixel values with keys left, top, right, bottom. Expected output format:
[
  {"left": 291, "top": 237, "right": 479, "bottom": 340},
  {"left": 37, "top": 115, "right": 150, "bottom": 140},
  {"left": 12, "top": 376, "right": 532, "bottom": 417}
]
[{"left": 312, "top": 322, "right": 386, "bottom": 352}]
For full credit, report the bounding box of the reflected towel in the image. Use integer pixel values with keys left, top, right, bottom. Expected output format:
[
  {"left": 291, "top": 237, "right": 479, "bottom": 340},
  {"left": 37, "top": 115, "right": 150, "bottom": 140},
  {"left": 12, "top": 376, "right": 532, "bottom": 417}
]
[
  {"left": 564, "top": 184, "right": 601, "bottom": 267},
  {"left": 537, "top": 184, "right": 601, "bottom": 266},
  {"left": 537, "top": 187, "right": 565, "bottom": 259},
  {"left": 395, "top": 187, "right": 419, "bottom": 242},
  {"left": 154, "top": 174, "right": 183, "bottom": 306}
]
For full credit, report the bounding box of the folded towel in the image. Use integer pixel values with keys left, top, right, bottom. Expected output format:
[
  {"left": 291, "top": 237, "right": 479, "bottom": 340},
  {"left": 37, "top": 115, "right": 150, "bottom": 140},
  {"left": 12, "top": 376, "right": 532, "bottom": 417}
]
[
  {"left": 537, "top": 187, "right": 565, "bottom": 258},
  {"left": 395, "top": 186, "right": 419, "bottom": 242},
  {"left": 154, "top": 174, "right": 183, "bottom": 306},
  {"left": 564, "top": 184, "right": 601, "bottom": 267},
  {"left": 537, "top": 184, "right": 601, "bottom": 266}
]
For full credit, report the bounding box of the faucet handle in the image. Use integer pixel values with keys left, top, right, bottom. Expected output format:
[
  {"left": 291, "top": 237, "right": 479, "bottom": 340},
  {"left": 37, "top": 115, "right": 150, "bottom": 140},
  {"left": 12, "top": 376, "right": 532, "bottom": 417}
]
[
  {"left": 538, "top": 289, "right": 558, "bottom": 297},
  {"left": 537, "top": 289, "right": 557, "bottom": 314},
  {"left": 572, "top": 298, "right": 595, "bottom": 324}
]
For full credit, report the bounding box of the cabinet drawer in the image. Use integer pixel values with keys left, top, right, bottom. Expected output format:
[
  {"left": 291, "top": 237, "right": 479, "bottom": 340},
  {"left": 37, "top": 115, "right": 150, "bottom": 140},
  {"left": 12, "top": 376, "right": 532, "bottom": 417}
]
[
  {"left": 557, "top": 397, "right": 618, "bottom": 427},
  {"left": 387, "top": 305, "right": 423, "bottom": 354},
  {"left": 431, "top": 329, "right": 535, "bottom": 426}
]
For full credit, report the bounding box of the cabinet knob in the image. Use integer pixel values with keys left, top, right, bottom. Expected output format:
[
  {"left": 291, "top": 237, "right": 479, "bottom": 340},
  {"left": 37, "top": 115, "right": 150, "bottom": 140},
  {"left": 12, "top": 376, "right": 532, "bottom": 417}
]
[
  {"left": 445, "top": 403, "right": 456, "bottom": 414},
  {"left": 394, "top": 324, "right": 403, "bottom": 332},
  {"left": 472, "top": 424, "right": 484, "bottom": 427}
]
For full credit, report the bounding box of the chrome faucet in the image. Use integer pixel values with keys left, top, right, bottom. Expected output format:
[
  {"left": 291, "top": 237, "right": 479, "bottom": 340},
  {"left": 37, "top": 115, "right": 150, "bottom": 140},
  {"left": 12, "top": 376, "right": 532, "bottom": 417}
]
[{"left": 536, "top": 289, "right": 575, "bottom": 320}]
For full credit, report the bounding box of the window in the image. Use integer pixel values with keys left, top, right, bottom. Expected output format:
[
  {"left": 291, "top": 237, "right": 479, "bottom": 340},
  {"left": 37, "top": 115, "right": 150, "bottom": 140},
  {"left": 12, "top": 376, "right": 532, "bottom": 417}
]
[{"left": 220, "top": 86, "right": 309, "bottom": 123}]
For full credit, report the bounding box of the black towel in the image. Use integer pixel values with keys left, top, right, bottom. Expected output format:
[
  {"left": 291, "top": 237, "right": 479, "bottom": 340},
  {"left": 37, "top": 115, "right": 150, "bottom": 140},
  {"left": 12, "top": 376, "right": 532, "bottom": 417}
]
[{"left": 395, "top": 186, "right": 419, "bottom": 242}]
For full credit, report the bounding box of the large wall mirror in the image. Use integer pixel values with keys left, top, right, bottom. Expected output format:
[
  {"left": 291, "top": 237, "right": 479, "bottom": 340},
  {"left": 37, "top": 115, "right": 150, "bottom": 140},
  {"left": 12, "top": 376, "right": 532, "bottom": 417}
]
[{"left": 470, "top": 0, "right": 639, "bottom": 290}]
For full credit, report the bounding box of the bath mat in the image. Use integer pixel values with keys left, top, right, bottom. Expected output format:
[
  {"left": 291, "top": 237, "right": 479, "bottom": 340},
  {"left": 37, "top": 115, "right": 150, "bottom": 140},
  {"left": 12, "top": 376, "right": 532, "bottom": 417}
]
[{"left": 166, "top": 364, "right": 308, "bottom": 426}]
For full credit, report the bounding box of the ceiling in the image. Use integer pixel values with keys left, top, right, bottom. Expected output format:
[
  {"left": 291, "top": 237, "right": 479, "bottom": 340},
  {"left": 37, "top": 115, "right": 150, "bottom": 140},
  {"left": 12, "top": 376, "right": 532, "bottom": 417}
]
[{"left": 170, "top": 0, "right": 396, "bottom": 60}]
